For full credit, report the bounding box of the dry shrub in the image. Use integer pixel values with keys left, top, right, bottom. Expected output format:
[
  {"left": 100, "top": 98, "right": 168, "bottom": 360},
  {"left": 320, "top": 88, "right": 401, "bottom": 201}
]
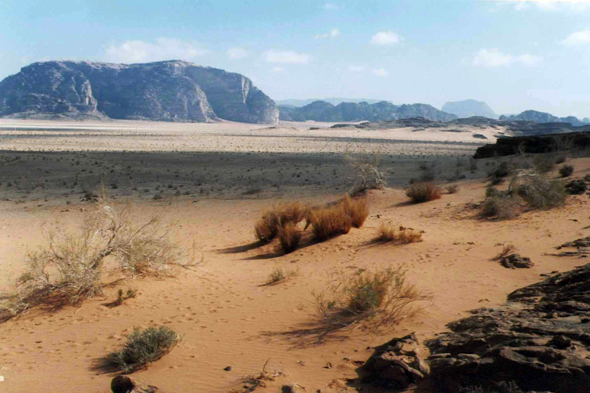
[
  {"left": 376, "top": 224, "right": 423, "bottom": 244},
  {"left": 510, "top": 173, "right": 567, "bottom": 210},
  {"left": 406, "top": 182, "right": 442, "bottom": 203},
  {"left": 315, "top": 266, "right": 430, "bottom": 331},
  {"left": 254, "top": 202, "right": 308, "bottom": 242},
  {"left": 277, "top": 222, "right": 302, "bottom": 254},
  {"left": 345, "top": 153, "right": 385, "bottom": 195},
  {"left": 494, "top": 243, "right": 516, "bottom": 260},
  {"left": 265, "top": 266, "right": 298, "bottom": 285},
  {"left": 533, "top": 154, "right": 555, "bottom": 173},
  {"left": 559, "top": 164, "right": 574, "bottom": 178},
  {"left": 0, "top": 189, "right": 190, "bottom": 319},
  {"left": 309, "top": 204, "right": 352, "bottom": 241},
  {"left": 342, "top": 195, "right": 369, "bottom": 228},
  {"left": 479, "top": 195, "right": 521, "bottom": 220},
  {"left": 104, "top": 326, "right": 181, "bottom": 373},
  {"left": 446, "top": 184, "right": 459, "bottom": 194}
]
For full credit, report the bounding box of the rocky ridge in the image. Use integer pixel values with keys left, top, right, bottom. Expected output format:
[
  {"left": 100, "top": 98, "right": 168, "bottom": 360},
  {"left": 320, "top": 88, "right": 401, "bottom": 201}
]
[{"left": 0, "top": 60, "right": 278, "bottom": 124}]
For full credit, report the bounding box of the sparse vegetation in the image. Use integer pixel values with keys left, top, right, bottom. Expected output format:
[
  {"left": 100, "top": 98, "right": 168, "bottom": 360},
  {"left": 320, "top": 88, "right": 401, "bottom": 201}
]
[
  {"left": 309, "top": 204, "right": 352, "bottom": 241},
  {"left": 494, "top": 243, "right": 516, "bottom": 261},
  {"left": 315, "top": 266, "right": 429, "bottom": 331},
  {"left": 264, "top": 266, "right": 298, "bottom": 285},
  {"left": 479, "top": 194, "right": 521, "bottom": 220},
  {"left": 376, "top": 224, "right": 423, "bottom": 244},
  {"left": 0, "top": 189, "right": 191, "bottom": 319},
  {"left": 446, "top": 184, "right": 459, "bottom": 194},
  {"left": 105, "top": 326, "right": 181, "bottom": 373},
  {"left": 254, "top": 202, "right": 309, "bottom": 243},
  {"left": 511, "top": 173, "right": 567, "bottom": 210},
  {"left": 277, "top": 222, "right": 302, "bottom": 254},
  {"left": 406, "top": 182, "right": 442, "bottom": 203},
  {"left": 559, "top": 164, "right": 574, "bottom": 177},
  {"left": 533, "top": 154, "right": 555, "bottom": 173},
  {"left": 341, "top": 195, "right": 369, "bottom": 228},
  {"left": 345, "top": 153, "right": 385, "bottom": 195}
]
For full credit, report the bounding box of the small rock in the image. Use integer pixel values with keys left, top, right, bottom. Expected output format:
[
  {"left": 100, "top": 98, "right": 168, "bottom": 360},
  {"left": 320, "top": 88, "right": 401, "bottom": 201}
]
[
  {"left": 223, "top": 366, "right": 232, "bottom": 371},
  {"left": 111, "top": 376, "right": 159, "bottom": 393},
  {"left": 500, "top": 254, "right": 533, "bottom": 269}
]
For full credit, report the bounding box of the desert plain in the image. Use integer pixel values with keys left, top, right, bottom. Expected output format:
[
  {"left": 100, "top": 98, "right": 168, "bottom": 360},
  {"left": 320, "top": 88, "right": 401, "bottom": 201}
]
[{"left": 0, "top": 118, "right": 588, "bottom": 393}]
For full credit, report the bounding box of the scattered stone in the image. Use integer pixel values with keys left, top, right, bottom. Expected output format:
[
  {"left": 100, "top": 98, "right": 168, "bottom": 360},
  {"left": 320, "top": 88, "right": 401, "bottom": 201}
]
[
  {"left": 558, "top": 236, "right": 590, "bottom": 248},
  {"left": 359, "top": 333, "right": 429, "bottom": 390},
  {"left": 425, "top": 263, "right": 590, "bottom": 393},
  {"left": 565, "top": 179, "right": 587, "bottom": 195},
  {"left": 223, "top": 366, "right": 232, "bottom": 371},
  {"left": 499, "top": 253, "right": 534, "bottom": 269},
  {"left": 111, "top": 376, "right": 160, "bottom": 393}
]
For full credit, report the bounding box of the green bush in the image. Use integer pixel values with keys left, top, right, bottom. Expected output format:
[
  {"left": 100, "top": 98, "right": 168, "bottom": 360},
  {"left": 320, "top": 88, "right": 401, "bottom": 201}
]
[
  {"left": 559, "top": 165, "right": 574, "bottom": 178},
  {"left": 106, "top": 326, "right": 181, "bottom": 373}
]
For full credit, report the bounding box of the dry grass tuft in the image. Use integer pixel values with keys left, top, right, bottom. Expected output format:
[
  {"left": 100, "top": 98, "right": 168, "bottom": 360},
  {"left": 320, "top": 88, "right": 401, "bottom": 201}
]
[
  {"left": 376, "top": 224, "right": 423, "bottom": 244},
  {"left": 342, "top": 195, "right": 369, "bottom": 228},
  {"left": 479, "top": 195, "right": 521, "bottom": 220},
  {"left": 0, "top": 188, "right": 191, "bottom": 319},
  {"left": 315, "top": 266, "right": 430, "bottom": 331},
  {"left": 494, "top": 243, "right": 516, "bottom": 261},
  {"left": 254, "top": 202, "right": 309, "bottom": 243},
  {"left": 510, "top": 173, "right": 567, "bottom": 210},
  {"left": 406, "top": 182, "right": 443, "bottom": 203},
  {"left": 103, "top": 326, "right": 181, "bottom": 373},
  {"left": 308, "top": 204, "right": 352, "bottom": 241},
  {"left": 446, "top": 184, "right": 459, "bottom": 194},
  {"left": 277, "top": 222, "right": 302, "bottom": 254},
  {"left": 264, "top": 266, "right": 298, "bottom": 286}
]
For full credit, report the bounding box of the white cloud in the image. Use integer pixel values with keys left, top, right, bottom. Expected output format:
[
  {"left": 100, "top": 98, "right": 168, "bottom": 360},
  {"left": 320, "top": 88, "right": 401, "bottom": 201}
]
[
  {"left": 323, "top": 3, "right": 338, "bottom": 10},
  {"left": 270, "top": 67, "right": 285, "bottom": 73},
  {"left": 372, "top": 68, "right": 389, "bottom": 77},
  {"left": 561, "top": 30, "right": 590, "bottom": 46},
  {"left": 370, "top": 31, "right": 400, "bottom": 46},
  {"left": 473, "top": 48, "right": 542, "bottom": 67},
  {"left": 348, "top": 65, "right": 364, "bottom": 72},
  {"left": 104, "top": 38, "right": 208, "bottom": 63},
  {"left": 493, "top": 0, "right": 590, "bottom": 11},
  {"left": 315, "top": 28, "right": 340, "bottom": 39},
  {"left": 262, "top": 50, "right": 312, "bottom": 64},
  {"left": 227, "top": 47, "right": 248, "bottom": 60}
]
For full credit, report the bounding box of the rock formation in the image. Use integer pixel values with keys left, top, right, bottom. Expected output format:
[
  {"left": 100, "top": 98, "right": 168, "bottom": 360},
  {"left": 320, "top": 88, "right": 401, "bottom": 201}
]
[
  {"left": 278, "top": 100, "right": 457, "bottom": 122},
  {"left": 442, "top": 99, "right": 497, "bottom": 119},
  {"left": 0, "top": 60, "right": 279, "bottom": 124},
  {"left": 500, "top": 110, "right": 585, "bottom": 127},
  {"left": 425, "top": 264, "right": 590, "bottom": 393}
]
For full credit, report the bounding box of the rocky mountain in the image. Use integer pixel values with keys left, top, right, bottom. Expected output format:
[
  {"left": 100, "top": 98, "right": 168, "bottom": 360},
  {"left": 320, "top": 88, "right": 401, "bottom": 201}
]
[
  {"left": 500, "top": 110, "right": 585, "bottom": 127},
  {"left": 0, "top": 60, "right": 279, "bottom": 124},
  {"left": 278, "top": 100, "right": 457, "bottom": 122},
  {"left": 276, "top": 97, "right": 387, "bottom": 107},
  {"left": 442, "top": 99, "right": 497, "bottom": 119}
]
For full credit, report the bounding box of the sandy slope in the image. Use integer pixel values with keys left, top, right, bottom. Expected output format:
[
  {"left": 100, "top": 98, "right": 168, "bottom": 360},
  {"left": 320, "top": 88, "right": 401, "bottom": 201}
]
[{"left": 0, "top": 120, "right": 588, "bottom": 393}]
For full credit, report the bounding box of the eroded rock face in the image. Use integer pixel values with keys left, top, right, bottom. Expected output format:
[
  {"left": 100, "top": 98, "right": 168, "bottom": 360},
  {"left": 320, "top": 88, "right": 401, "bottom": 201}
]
[
  {"left": 0, "top": 60, "right": 278, "bottom": 124},
  {"left": 425, "top": 264, "right": 590, "bottom": 393},
  {"left": 360, "top": 333, "right": 430, "bottom": 389}
]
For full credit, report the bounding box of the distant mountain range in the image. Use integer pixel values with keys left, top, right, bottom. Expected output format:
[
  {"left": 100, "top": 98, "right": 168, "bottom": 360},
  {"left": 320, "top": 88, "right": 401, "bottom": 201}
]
[
  {"left": 278, "top": 100, "right": 457, "bottom": 122},
  {"left": 500, "top": 110, "right": 588, "bottom": 127},
  {"left": 442, "top": 99, "right": 498, "bottom": 119},
  {"left": 276, "top": 98, "right": 387, "bottom": 107}
]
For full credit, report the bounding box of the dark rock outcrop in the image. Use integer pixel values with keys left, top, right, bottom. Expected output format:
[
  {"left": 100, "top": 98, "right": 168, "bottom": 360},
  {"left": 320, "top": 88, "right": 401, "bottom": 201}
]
[
  {"left": 360, "top": 333, "right": 430, "bottom": 389},
  {"left": 474, "top": 131, "right": 590, "bottom": 159},
  {"left": 278, "top": 100, "right": 457, "bottom": 123},
  {"left": 499, "top": 254, "right": 533, "bottom": 269},
  {"left": 0, "top": 60, "right": 278, "bottom": 124},
  {"left": 442, "top": 99, "right": 497, "bottom": 119},
  {"left": 111, "top": 376, "right": 160, "bottom": 393},
  {"left": 500, "top": 110, "right": 585, "bottom": 127},
  {"left": 425, "top": 264, "right": 590, "bottom": 393}
]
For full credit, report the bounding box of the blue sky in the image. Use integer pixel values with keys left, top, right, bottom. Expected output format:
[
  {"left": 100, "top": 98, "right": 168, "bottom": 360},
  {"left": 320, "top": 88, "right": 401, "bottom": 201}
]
[{"left": 1, "top": 0, "right": 590, "bottom": 117}]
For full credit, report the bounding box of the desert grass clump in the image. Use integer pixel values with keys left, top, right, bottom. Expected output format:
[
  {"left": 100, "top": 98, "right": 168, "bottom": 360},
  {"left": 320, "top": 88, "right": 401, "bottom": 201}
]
[
  {"left": 533, "top": 154, "right": 555, "bottom": 173},
  {"left": 406, "top": 182, "right": 442, "bottom": 203},
  {"left": 559, "top": 164, "right": 574, "bottom": 178},
  {"left": 254, "top": 202, "right": 308, "bottom": 243},
  {"left": 264, "top": 266, "right": 298, "bottom": 285},
  {"left": 376, "top": 224, "right": 423, "bottom": 244},
  {"left": 0, "top": 189, "right": 188, "bottom": 319},
  {"left": 446, "top": 184, "right": 459, "bottom": 194},
  {"left": 105, "top": 326, "right": 181, "bottom": 373},
  {"left": 511, "top": 174, "right": 567, "bottom": 210},
  {"left": 315, "top": 266, "right": 429, "bottom": 331},
  {"left": 277, "top": 222, "right": 302, "bottom": 254},
  {"left": 479, "top": 195, "right": 521, "bottom": 220},
  {"left": 341, "top": 195, "right": 369, "bottom": 228},
  {"left": 309, "top": 204, "right": 352, "bottom": 241}
]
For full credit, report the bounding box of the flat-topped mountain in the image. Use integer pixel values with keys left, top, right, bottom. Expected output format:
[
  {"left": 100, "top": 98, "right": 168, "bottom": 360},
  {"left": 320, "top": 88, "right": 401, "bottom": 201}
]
[
  {"left": 278, "top": 100, "right": 457, "bottom": 122},
  {"left": 442, "top": 99, "right": 497, "bottom": 119},
  {"left": 500, "top": 110, "right": 585, "bottom": 127},
  {"left": 0, "top": 60, "right": 279, "bottom": 124}
]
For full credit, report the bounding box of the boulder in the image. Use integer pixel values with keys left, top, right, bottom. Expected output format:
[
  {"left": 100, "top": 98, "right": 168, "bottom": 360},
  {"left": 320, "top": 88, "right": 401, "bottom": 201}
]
[
  {"left": 111, "top": 376, "right": 160, "bottom": 393},
  {"left": 360, "top": 333, "right": 429, "bottom": 389}
]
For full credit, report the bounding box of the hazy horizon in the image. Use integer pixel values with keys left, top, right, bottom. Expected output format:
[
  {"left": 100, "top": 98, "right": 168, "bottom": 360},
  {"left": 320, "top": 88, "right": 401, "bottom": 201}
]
[{"left": 2, "top": 0, "right": 590, "bottom": 117}]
